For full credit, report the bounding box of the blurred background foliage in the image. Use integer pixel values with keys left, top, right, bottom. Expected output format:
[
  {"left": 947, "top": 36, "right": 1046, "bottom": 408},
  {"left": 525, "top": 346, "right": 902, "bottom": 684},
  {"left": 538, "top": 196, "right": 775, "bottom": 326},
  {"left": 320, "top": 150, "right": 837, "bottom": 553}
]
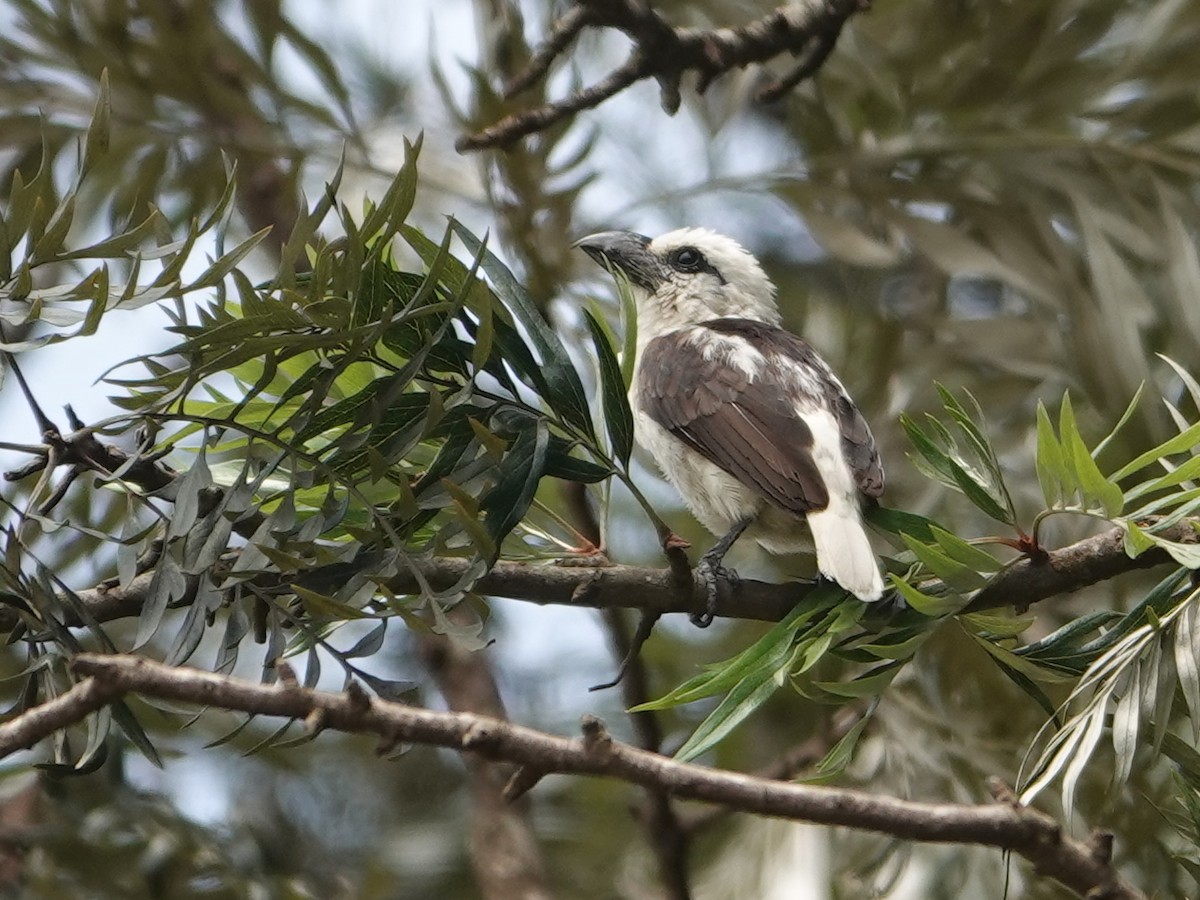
[{"left": 1, "top": 0, "right": 1200, "bottom": 897}]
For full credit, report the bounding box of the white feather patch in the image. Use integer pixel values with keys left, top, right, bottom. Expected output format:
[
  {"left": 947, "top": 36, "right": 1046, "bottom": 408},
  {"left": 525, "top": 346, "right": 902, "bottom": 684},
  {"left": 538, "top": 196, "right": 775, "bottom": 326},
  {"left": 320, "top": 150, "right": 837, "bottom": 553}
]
[{"left": 797, "top": 408, "right": 883, "bottom": 601}]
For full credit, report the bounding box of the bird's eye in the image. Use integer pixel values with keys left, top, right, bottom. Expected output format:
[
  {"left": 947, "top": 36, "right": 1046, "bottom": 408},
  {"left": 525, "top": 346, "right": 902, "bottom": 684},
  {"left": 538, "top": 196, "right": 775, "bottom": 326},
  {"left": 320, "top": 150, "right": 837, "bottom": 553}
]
[{"left": 669, "top": 247, "right": 705, "bottom": 272}]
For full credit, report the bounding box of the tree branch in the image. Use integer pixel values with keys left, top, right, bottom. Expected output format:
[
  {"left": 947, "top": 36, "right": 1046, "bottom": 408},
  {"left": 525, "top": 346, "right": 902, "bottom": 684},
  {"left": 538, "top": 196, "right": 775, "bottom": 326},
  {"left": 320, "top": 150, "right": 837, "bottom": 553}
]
[
  {"left": 66, "top": 654, "right": 1143, "bottom": 900},
  {"left": 2, "top": 402, "right": 181, "bottom": 503},
  {"left": 0, "top": 677, "right": 117, "bottom": 759},
  {"left": 676, "top": 705, "right": 865, "bottom": 834},
  {"left": 458, "top": 0, "right": 870, "bottom": 151},
  {"left": 963, "top": 521, "right": 1194, "bottom": 614},
  {"left": 8, "top": 521, "right": 1191, "bottom": 636},
  {"left": 419, "top": 628, "right": 553, "bottom": 900}
]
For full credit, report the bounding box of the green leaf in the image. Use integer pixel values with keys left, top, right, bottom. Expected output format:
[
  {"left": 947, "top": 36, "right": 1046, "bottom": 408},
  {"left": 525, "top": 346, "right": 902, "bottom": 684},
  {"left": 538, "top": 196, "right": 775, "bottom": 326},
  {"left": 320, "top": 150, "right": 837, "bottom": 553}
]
[
  {"left": 853, "top": 629, "right": 930, "bottom": 661},
  {"left": 968, "top": 631, "right": 1072, "bottom": 684},
  {"left": 479, "top": 419, "right": 551, "bottom": 561},
  {"left": 900, "top": 534, "right": 987, "bottom": 591},
  {"left": 583, "top": 309, "right": 634, "bottom": 466},
  {"left": 863, "top": 505, "right": 939, "bottom": 541},
  {"left": 182, "top": 228, "right": 272, "bottom": 292},
  {"left": 634, "top": 590, "right": 838, "bottom": 710},
  {"left": 888, "top": 573, "right": 963, "bottom": 617},
  {"left": 961, "top": 611, "right": 1036, "bottom": 638},
  {"left": 811, "top": 708, "right": 875, "bottom": 778},
  {"left": 987, "top": 656, "right": 1061, "bottom": 722},
  {"left": 1126, "top": 453, "right": 1200, "bottom": 502},
  {"left": 1159, "top": 355, "right": 1200, "bottom": 416},
  {"left": 1151, "top": 537, "right": 1200, "bottom": 569},
  {"left": 900, "top": 413, "right": 956, "bottom": 482},
  {"left": 1093, "top": 382, "right": 1145, "bottom": 459},
  {"left": 134, "top": 554, "right": 187, "bottom": 650},
  {"left": 360, "top": 135, "right": 420, "bottom": 244},
  {"left": 109, "top": 699, "right": 163, "bottom": 769},
  {"left": 928, "top": 525, "right": 1004, "bottom": 572},
  {"left": 292, "top": 585, "right": 374, "bottom": 620},
  {"left": 1171, "top": 602, "right": 1200, "bottom": 744},
  {"left": 1059, "top": 394, "right": 1124, "bottom": 517},
  {"left": 544, "top": 439, "right": 613, "bottom": 483},
  {"left": 946, "top": 456, "right": 1014, "bottom": 524},
  {"left": 59, "top": 208, "right": 166, "bottom": 261},
  {"left": 1016, "top": 610, "right": 1124, "bottom": 663},
  {"left": 1111, "top": 420, "right": 1200, "bottom": 482},
  {"left": 813, "top": 662, "right": 902, "bottom": 698},
  {"left": 82, "top": 69, "right": 111, "bottom": 174},
  {"left": 673, "top": 659, "right": 785, "bottom": 762},
  {"left": 1036, "top": 400, "right": 1071, "bottom": 507},
  {"left": 616, "top": 275, "right": 638, "bottom": 385},
  {"left": 450, "top": 221, "right": 594, "bottom": 439}
]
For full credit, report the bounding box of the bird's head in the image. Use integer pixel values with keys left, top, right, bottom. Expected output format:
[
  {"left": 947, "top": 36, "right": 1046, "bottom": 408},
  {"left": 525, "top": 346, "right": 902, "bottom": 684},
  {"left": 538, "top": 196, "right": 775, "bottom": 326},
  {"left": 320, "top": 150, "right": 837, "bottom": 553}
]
[{"left": 577, "top": 228, "right": 781, "bottom": 332}]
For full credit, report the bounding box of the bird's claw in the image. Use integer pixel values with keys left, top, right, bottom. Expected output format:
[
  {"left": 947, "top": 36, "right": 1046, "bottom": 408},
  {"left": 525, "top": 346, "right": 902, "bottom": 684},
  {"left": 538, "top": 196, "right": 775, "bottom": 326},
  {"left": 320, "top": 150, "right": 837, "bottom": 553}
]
[{"left": 691, "top": 557, "right": 739, "bottom": 627}]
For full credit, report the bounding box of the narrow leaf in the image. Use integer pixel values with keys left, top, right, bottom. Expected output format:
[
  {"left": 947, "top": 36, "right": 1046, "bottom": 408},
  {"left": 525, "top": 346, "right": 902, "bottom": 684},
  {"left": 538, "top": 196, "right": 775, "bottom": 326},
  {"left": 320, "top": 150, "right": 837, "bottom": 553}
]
[
  {"left": 451, "top": 221, "right": 593, "bottom": 438},
  {"left": 584, "top": 309, "right": 634, "bottom": 466},
  {"left": 1035, "top": 400, "right": 1071, "bottom": 506},
  {"left": 1060, "top": 394, "right": 1124, "bottom": 516}
]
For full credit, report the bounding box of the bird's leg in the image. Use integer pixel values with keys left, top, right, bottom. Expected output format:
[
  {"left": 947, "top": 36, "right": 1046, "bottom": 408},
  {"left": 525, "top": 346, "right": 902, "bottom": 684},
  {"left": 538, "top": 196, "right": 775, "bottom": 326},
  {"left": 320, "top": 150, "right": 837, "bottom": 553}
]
[{"left": 692, "top": 518, "right": 752, "bottom": 627}]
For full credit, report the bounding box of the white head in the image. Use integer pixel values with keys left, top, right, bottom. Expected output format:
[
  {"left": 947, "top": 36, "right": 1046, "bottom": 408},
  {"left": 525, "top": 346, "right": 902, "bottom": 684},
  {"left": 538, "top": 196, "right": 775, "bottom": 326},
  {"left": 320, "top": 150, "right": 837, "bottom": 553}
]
[{"left": 578, "top": 227, "right": 781, "bottom": 333}]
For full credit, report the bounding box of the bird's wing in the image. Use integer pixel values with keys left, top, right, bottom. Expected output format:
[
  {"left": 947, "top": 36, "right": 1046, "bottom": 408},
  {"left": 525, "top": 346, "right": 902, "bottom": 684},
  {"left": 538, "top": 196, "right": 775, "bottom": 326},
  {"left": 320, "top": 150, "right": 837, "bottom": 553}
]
[
  {"left": 638, "top": 329, "right": 831, "bottom": 514},
  {"left": 705, "top": 318, "right": 884, "bottom": 499},
  {"left": 826, "top": 386, "right": 884, "bottom": 498}
]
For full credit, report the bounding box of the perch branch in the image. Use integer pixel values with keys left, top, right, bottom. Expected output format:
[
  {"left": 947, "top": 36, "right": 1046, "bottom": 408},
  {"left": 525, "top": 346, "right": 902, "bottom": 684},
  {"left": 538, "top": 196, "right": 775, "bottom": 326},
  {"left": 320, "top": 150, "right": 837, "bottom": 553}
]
[{"left": 7, "top": 521, "right": 1193, "bottom": 635}]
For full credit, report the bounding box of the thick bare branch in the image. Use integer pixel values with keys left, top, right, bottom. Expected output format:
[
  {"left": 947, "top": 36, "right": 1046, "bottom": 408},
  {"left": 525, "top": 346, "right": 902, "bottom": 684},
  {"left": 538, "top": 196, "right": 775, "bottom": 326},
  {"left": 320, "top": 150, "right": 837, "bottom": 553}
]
[
  {"left": 68, "top": 654, "right": 1143, "bottom": 900},
  {"left": 677, "top": 705, "right": 866, "bottom": 834},
  {"left": 458, "top": 0, "right": 869, "bottom": 151}
]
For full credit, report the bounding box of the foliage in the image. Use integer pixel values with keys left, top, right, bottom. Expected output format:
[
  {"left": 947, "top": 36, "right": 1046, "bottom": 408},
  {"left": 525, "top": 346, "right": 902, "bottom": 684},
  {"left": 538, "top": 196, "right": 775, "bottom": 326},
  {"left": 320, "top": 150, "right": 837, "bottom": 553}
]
[
  {"left": 1, "top": 131, "right": 664, "bottom": 760},
  {"left": 2, "top": 0, "right": 1200, "bottom": 897}
]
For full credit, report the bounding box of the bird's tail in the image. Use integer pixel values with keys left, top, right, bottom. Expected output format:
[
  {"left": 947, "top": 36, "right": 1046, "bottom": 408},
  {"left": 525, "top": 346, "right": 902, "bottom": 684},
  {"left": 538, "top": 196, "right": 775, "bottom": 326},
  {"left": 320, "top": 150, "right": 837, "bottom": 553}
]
[{"left": 807, "top": 502, "right": 883, "bottom": 602}]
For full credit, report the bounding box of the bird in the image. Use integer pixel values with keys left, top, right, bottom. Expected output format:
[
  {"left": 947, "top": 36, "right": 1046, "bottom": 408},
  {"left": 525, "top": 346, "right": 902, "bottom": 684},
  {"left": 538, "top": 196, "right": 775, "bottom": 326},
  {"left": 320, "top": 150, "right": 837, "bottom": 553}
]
[{"left": 578, "top": 227, "right": 885, "bottom": 623}]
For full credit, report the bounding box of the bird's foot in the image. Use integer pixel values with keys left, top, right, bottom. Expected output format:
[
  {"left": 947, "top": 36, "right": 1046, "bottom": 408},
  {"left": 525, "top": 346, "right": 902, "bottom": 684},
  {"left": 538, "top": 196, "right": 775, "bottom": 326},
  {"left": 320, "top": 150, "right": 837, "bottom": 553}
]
[{"left": 692, "top": 555, "right": 740, "bottom": 627}]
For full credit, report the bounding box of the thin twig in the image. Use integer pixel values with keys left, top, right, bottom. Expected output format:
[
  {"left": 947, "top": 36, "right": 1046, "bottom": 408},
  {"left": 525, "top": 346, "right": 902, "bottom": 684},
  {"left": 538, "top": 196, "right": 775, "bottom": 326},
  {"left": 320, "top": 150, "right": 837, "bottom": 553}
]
[
  {"left": 0, "top": 678, "right": 117, "bottom": 759},
  {"left": 459, "top": 0, "right": 870, "bottom": 151}
]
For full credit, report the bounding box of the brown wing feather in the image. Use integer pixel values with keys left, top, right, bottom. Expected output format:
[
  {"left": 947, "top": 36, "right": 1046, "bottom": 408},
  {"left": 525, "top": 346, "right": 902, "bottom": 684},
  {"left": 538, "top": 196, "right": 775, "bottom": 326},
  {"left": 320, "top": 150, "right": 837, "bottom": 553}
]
[
  {"left": 705, "top": 318, "right": 885, "bottom": 499},
  {"left": 828, "top": 389, "right": 884, "bottom": 498},
  {"left": 639, "top": 332, "right": 830, "bottom": 514}
]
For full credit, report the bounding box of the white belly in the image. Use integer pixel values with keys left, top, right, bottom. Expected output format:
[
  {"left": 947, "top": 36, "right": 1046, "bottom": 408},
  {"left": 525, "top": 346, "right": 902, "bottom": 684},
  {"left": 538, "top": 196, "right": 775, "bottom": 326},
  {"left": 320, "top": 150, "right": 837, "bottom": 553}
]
[
  {"left": 633, "top": 408, "right": 762, "bottom": 530},
  {"left": 633, "top": 404, "right": 817, "bottom": 554}
]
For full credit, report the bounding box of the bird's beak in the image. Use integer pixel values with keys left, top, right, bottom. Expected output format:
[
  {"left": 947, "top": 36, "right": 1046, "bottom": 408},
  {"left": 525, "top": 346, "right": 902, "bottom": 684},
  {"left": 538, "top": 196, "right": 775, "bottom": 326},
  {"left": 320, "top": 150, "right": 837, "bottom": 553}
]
[{"left": 575, "top": 231, "right": 663, "bottom": 290}]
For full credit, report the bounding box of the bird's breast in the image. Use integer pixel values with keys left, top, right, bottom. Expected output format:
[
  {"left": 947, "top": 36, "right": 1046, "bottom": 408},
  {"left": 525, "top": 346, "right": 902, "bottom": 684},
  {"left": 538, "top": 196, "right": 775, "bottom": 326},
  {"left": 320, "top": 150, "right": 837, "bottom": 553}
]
[{"left": 630, "top": 403, "right": 765, "bottom": 533}]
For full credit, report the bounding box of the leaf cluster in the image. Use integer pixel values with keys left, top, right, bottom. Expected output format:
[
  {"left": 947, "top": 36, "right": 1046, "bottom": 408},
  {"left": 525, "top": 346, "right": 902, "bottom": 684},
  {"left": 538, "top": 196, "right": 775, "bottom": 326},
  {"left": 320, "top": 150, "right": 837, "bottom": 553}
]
[{"left": 1, "top": 131, "right": 642, "bottom": 770}]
